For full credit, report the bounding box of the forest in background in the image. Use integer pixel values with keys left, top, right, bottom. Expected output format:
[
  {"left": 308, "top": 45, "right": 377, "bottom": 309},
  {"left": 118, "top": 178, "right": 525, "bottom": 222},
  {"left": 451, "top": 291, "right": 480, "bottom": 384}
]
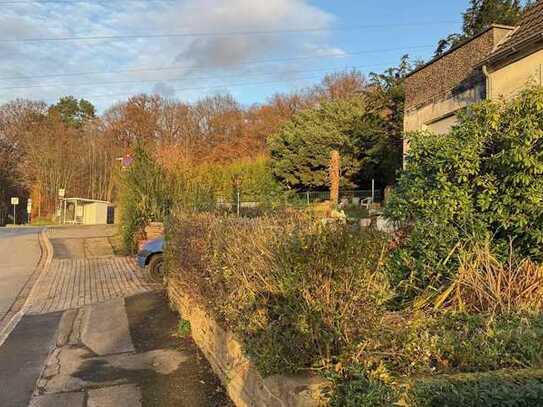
[{"left": 0, "top": 62, "right": 407, "bottom": 224}]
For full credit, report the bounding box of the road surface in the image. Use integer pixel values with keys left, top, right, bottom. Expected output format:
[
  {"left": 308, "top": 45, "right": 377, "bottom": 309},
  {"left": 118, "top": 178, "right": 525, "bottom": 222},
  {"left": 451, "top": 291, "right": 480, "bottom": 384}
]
[{"left": 0, "top": 227, "right": 42, "bottom": 320}]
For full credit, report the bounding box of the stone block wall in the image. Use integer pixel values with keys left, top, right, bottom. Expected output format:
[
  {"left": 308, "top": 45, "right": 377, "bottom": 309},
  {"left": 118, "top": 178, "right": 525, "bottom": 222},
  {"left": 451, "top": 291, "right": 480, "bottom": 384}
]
[
  {"left": 167, "top": 280, "right": 327, "bottom": 407},
  {"left": 405, "top": 26, "right": 513, "bottom": 111}
]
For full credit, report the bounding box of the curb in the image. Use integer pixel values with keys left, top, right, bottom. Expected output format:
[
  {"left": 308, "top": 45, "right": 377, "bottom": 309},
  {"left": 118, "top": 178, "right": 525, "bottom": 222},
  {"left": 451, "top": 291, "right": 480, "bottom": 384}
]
[{"left": 0, "top": 228, "right": 54, "bottom": 347}]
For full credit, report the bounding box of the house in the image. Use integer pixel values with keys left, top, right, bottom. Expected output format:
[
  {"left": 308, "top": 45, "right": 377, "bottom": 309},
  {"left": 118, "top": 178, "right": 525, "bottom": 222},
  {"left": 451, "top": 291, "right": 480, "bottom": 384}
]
[
  {"left": 61, "top": 198, "right": 115, "bottom": 225},
  {"left": 404, "top": 1, "right": 543, "bottom": 152}
]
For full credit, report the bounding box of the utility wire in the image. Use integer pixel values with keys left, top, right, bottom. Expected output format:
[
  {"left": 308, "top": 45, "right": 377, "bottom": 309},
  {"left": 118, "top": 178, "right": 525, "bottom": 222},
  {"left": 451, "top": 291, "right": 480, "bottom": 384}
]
[
  {"left": 0, "top": 21, "right": 460, "bottom": 43},
  {"left": 83, "top": 73, "right": 333, "bottom": 99},
  {"left": 0, "top": 62, "right": 395, "bottom": 91},
  {"left": 0, "top": 44, "right": 433, "bottom": 82},
  {"left": 0, "top": 0, "right": 179, "bottom": 3}
]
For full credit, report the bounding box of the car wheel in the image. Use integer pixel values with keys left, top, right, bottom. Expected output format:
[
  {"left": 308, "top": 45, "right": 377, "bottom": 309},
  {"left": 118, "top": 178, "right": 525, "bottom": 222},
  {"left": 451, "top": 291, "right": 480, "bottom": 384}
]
[{"left": 148, "top": 254, "right": 165, "bottom": 283}]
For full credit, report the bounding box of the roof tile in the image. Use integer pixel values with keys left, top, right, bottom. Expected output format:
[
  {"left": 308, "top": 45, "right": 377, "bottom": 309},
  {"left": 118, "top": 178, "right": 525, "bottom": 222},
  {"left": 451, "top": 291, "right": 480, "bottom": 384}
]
[{"left": 490, "top": 1, "right": 543, "bottom": 59}]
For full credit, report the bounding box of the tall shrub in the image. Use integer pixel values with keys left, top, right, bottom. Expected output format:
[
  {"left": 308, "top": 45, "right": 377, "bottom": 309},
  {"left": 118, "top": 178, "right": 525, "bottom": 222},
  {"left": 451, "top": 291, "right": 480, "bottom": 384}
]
[
  {"left": 386, "top": 88, "right": 543, "bottom": 297},
  {"left": 119, "top": 145, "right": 174, "bottom": 251}
]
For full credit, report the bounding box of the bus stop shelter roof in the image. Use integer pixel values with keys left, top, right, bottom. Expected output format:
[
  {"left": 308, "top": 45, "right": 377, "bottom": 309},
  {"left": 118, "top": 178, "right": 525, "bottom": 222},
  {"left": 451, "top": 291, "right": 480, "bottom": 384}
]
[{"left": 63, "top": 197, "right": 111, "bottom": 204}]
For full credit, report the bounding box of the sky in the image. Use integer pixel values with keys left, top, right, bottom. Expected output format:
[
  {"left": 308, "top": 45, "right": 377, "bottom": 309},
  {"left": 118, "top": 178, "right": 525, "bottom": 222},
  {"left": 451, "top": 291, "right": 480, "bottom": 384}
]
[{"left": 0, "top": 0, "right": 469, "bottom": 112}]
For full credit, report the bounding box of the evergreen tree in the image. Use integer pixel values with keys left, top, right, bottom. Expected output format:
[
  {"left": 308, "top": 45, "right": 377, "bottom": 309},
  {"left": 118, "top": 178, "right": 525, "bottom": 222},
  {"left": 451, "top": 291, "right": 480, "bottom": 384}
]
[
  {"left": 463, "top": 0, "right": 524, "bottom": 37},
  {"left": 434, "top": 0, "right": 532, "bottom": 57},
  {"left": 48, "top": 96, "right": 96, "bottom": 128}
]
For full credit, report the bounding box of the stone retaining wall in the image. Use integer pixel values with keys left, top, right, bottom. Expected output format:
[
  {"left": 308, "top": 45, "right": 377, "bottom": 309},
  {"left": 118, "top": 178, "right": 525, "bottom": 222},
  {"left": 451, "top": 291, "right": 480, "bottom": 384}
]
[{"left": 167, "top": 280, "right": 327, "bottom": 407}]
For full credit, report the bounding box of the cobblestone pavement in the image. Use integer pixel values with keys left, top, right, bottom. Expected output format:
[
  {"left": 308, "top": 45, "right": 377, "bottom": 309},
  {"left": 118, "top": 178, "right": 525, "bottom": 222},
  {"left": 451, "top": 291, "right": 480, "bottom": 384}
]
[
  {"left": 28, "top": 257, "right": 157, "bottom": 314},
  {"left": 28, "top": 225, "right": 159, "bottom": 314}
]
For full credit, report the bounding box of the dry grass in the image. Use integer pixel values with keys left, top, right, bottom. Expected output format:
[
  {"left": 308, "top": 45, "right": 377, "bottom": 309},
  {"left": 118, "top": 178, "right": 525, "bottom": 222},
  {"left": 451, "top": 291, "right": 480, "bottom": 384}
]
[
  {"left": 423, "top": 241, "right": 543, "bottom": 313},
  {"left": 166, "top": 210, "right": 392, "bottom": 374}
]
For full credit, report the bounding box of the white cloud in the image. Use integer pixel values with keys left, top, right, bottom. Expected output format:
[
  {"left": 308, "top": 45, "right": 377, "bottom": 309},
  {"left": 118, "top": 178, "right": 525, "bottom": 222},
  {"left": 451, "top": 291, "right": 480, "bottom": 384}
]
[
  {"left": 0, "top": 0, "right": 341, "bottom": 110},
  {"left": 169, "top": 0, "right": 336, "bottom": 69}
]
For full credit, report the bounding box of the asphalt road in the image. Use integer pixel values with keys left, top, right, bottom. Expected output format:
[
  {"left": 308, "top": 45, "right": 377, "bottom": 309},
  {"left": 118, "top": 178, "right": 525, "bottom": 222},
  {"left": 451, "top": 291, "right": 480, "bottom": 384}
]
[{"left": 0, "top": 227, "right": 42, "bottom": 320}]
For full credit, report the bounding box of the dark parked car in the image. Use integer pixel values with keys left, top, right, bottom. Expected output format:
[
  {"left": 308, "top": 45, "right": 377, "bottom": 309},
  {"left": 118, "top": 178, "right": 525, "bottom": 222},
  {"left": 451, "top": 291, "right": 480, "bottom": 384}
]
[{"left": 137, "top": 236, "right": 165, "bottom": 282}]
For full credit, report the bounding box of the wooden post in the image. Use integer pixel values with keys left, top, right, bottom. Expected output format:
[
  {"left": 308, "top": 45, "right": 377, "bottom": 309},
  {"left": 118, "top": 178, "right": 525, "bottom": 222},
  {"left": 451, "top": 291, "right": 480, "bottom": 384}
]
[{"left": 329, "top": 150, "right": 340, "bottom": 206}]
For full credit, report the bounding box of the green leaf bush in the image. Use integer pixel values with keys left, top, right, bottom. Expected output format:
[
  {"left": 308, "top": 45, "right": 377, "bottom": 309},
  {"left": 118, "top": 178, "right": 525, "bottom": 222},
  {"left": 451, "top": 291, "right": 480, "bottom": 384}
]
[
  {"left": 332, "top": 367, "right": 543, "bottom": 407},
  {"left": 386, "top": 88, "right": 543, "bottom": 298},
  {"left": 166, "top": 211, "right": 543, "bottom": 405},
  {"left": 196, "top": 156, "right": 285, "bottom": 207},
  {"left": 268, "top": 98, "right": 399, "bottom": 190},
  {"left": 328, "top": 312, "right": 543, "bottom": 406},
  {"left": 119, "top": 145, "right": 176, "bottom": 252}
]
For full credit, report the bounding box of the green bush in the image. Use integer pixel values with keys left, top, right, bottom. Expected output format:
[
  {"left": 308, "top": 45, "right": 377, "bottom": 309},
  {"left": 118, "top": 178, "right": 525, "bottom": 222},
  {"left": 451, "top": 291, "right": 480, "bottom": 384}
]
[
  {"left": 268, "top": 98, "right": 398, "bottom": 190},
  {"left": 398, "top": 312, "right": 543, "bottom": 375},
  {"left": 119, "top": 145, "right": 217, "bottom": 252},
  {"left": 328, "top": 367, "right": 398, "bottom": 407},
  {"left": 327, "top": 311, "right": 543, "bottom": 405},
  {"left": 165, "top": 213, "right": 543, "bottom": 405},
  {"left": 206, "top": 156, "right": 286, "bottom": 206},
  {"left": 386, "top": 88, "right": 543, "bottom": 297},
  {"left": 119, "top": 145, "right": 174, "bottom": 252}
]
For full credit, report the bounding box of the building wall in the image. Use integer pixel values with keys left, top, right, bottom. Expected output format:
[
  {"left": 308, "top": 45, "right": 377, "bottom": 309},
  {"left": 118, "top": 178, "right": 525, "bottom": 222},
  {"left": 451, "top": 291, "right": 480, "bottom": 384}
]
[
  {"left": 404, "top": 83, "right": 485, "bottom": 133},
  {"left": 94, "top": 202, "right": 108, "bottom": 225},
  {"left": 83, "top": 204, "right": 96, "bottom": 225},
  {"left": 427, "top": 114, "right": 459, "bottom": 134},
  {"left": 403, "top": 26, "right": 513, "bottom": 140},
  {"left": 405, "top": 27, "right": 512, "bottom": 109},
  {"left": 489, "top": 48, "right": 543, "bottom": 100},
  {"left": 81, "top": 202, "right": 108, "bottom": 225}
]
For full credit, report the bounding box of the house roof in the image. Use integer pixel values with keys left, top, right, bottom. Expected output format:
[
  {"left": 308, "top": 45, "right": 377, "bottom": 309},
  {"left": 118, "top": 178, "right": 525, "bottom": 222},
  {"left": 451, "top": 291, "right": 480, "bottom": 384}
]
[
  {"left": 405, "top": 24, "right": 515, "bottom": 79},
  {"left": 483, "top": 0, "right": 543, "bottom": 65}
]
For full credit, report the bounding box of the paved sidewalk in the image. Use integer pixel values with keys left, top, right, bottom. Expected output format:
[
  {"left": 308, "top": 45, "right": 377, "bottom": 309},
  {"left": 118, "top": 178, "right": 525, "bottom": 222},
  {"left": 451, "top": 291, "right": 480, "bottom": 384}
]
[
  {"left": 25, "top": 292, "right": 232, "bottom": 407},
  {"left": 0, "top": 226, "right": 232, "bottom": 407},
  {"left": 27, "top": 225, "right": 158, "bottom": 314},
  {"left": 48, "top": 225, "right": 117, "bottom": 259},
  {"left": 28, "top": 257, "right": 156, "bottom": 314}
]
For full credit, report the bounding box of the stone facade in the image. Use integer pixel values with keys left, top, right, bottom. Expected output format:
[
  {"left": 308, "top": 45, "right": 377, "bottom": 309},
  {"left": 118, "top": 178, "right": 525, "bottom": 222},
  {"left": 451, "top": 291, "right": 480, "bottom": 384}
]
[
  {"left": 404, "top": 25, "right": 514, "bottom": 136},
  {"left": 168, "top": 279, "right": 327, "bottom": 407}
]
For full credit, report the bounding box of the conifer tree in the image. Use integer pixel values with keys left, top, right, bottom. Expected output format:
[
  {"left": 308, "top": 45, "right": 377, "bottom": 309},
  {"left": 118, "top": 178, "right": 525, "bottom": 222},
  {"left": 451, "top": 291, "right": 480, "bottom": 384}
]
[{"left": 435, "top": 0, "right": 532, "bottom": 57}]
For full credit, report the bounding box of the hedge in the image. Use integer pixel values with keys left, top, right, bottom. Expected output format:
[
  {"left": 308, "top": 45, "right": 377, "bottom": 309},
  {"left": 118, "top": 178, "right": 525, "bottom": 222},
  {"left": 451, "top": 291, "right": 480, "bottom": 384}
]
[{"left": 409, "top": 369, "right": 543, "bottom": 407}]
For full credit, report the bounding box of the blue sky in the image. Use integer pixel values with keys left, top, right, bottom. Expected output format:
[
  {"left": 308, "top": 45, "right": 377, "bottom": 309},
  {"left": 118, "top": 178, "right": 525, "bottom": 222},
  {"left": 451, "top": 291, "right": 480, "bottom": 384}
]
[{"left": 0, "top": 0, "right": 469, "bottom": 111}]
